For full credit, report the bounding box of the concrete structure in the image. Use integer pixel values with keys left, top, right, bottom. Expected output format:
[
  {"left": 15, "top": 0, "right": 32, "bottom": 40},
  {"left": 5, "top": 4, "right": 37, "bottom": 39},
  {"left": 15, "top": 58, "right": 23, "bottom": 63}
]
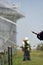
[{"left": 0, "top": 1, "right": 24, "bottom": 52}]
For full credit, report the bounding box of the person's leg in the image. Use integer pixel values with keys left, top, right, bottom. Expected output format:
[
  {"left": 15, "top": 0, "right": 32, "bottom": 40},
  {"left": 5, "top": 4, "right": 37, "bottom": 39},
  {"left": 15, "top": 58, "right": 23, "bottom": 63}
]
[
  {"left": 23, "top": 51, "right": 27, "bottom": 61},
  {"left": 26, "top": 51, "right": 31, "bottom": 60},
  {"left": 23, "top": 51, "right": 26, "bottom": 61},
  {"left": 28, "top": 52, "right": 31, "bottom": 60}
]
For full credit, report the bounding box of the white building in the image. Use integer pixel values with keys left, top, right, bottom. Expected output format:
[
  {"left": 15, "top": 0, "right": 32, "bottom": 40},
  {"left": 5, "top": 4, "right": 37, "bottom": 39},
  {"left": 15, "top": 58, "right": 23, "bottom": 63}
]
[{"left": 0, "top": 1, "right": 24, "bottom": 52}]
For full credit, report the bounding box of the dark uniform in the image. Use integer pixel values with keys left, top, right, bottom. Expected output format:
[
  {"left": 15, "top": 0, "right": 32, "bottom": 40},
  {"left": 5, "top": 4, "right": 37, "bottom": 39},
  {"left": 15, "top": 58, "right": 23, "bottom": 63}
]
[
  {"left": 37, "top": 31, "right": 43, "bottom": 40},
  {"left": 22, "top": 40, "right": 31, "bottom": 61},
  {"left": 32, "top": 31, "right": 43, "bottom": 40}
]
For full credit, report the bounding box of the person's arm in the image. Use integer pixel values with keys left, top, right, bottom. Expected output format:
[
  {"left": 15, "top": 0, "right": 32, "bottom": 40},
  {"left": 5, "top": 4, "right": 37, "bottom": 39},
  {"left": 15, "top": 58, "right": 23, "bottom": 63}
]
[
  {"left": 32, "top": 31, "right": 40, "bottom": 35},
  {"left": 20, "top": 42, "right": 25, "bottom": 51},
  {"left": 32, "top": 31, "right": 38, "bottom": 35},
  {"left": 37, "top": 34, "right": 42, "bottom": 40}
]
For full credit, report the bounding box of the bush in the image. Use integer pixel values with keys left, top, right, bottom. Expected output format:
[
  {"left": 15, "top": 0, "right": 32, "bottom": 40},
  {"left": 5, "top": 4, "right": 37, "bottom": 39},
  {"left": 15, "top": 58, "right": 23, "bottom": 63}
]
[{"left": 36, "top": 43, "right": 43, "bottom": 50}]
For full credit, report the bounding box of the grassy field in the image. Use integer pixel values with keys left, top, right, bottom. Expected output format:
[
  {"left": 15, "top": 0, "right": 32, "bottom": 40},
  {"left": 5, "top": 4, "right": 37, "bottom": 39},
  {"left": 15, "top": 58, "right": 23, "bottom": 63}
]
[{"left": 12, "top": 50, "right": 43, "bottom": 65}]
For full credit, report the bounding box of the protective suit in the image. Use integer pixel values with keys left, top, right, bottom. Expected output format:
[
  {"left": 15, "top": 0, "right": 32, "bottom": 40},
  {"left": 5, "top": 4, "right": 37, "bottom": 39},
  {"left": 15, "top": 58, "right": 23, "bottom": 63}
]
[{"left": 22, "top": 37, "right": 31, "bottom": 61}]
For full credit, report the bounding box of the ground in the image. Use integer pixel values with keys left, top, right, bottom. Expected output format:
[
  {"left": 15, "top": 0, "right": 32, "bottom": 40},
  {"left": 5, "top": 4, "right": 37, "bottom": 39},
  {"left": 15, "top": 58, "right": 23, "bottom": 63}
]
[{"left": 12, "top": 50, "right": 43, "bottom": 65}]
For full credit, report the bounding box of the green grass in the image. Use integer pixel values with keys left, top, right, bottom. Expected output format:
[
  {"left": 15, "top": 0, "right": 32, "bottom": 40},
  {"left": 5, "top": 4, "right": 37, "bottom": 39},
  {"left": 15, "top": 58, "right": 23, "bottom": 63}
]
[{"left": 12, "top": 50, "right": 43, "bottom": 65}]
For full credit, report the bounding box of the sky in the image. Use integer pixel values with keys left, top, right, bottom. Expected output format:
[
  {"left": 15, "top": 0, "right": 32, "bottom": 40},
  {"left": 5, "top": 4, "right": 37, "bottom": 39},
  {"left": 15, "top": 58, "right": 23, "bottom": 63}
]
[{"left": 1, "top": 0, "right": 43, "bottom": 49}]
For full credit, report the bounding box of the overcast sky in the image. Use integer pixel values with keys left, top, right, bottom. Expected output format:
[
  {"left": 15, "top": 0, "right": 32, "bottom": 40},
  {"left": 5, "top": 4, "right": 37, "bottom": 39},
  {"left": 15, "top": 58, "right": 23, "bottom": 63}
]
[
  {"left": 12, "top": 0, "right": 43, "bottom": 47},
  {"left": 1, "top": 0, "right": 43, "bottom": 49}
]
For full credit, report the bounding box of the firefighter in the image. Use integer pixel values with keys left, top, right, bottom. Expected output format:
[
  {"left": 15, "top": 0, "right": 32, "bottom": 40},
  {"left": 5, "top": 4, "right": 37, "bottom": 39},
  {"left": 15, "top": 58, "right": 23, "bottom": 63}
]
[{"left": 22, "top": 37, "right": 31, "bottom": 61}]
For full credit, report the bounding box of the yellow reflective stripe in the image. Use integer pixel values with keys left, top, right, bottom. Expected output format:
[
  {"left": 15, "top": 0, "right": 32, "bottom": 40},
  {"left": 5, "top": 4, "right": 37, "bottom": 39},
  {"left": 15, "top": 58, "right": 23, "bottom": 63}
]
[
  {"left": 27, "top": 48, "right": 30, "bottom": 51},
  {"left": 22, "top": 42, "right": 25, "bottom": 47},
  {"left": 27, "top": 40, "right": 30, "bottom": 44}
]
